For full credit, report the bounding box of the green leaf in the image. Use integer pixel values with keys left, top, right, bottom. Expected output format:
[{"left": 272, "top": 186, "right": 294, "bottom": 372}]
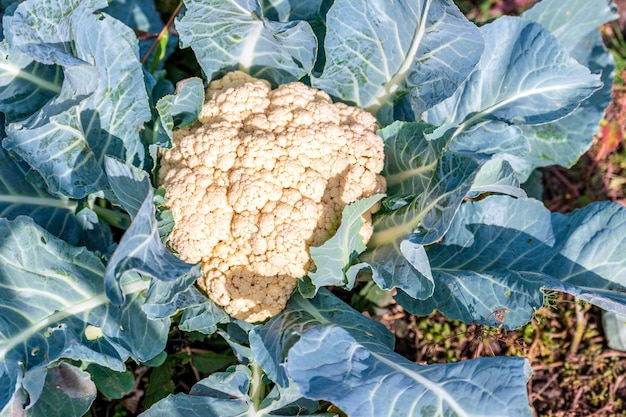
[
  {"left": 0, "top": 217, "right": 167, "bottom": 412},
  {"left": 26, "top": 363, "right": 97, "bottom": 417},
  {"left": 155, "top": 77, "right": 205, "bottom": 145},
  {"left": 176, "top": 0, "right": 317, "bottom": 84},
  {"left": 249, "top": 289, "right": 394, "bottom": 387},
  {"left": 603, "top": 311, "right": 626, "bottom": 352},
  {"left": 0, "top": 147, "right": 80, "bottom": 243},
  {"left": 509, "top": 0, "right": 617, "bottom": 179},
  {"left": 5, "top": 3, "right": 151, "bottom": 198},
  {"left": 11, "top": 0, "right": 108, "bottom": 61},
  {"left": 376, "top": 123, "right": 481, "bottom": 245},
  {"left": 142, "top": 357, "right": 177, "bottom": 409},
  {"left": 423, "top": 15, "right": 604, "bottom": 174},
  {"left": 288, "top": 326, "right": 533, "bottom": 417},
  {"left": 142, "top": 365, "right": 322, "bottom": 417},
  {"left": 305, "top": 194, "right": 384, "bottom": 296},
  {"left": 103, "top": 158, "right": 200, "bottom": 305},
  {"left": 400, "top": 196, "right": 626, "bottom": 329},
  {"left": 177, "top": 288, "right": 231, "bottom": 335},
  {"left": 87, "top": 364, "right": 135, "bottom": 399},
  {"left": 312, "top": 0, "right": 484, "bottom": 121},
  {"left": 470, "top": 157, "right": 527, "bottom": 198},
  {"left": 173, "top": 351, "right": 236, "bottom": 375},
  {"left": 361, "top": 121, "right": 480, "bottom": 299},
  {"left": 0, "top": 11, "right": 62, "bottom": 122},
  {"left": 425, "top": 17, "right": 601, "bottom": 129}
]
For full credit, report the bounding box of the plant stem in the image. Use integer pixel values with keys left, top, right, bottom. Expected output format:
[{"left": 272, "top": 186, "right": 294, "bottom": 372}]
[
  {"left": 91, "top": 204, "right": 131, "bottom": 230},
  {"left": 569, "top": 301, "right": 587, "bottom": 356},
  {"left": 249, "top": 361, "right": 266, "bottom": 412},
  {"left": 141, "top": 2, "right": 184, "bottom": 65}
]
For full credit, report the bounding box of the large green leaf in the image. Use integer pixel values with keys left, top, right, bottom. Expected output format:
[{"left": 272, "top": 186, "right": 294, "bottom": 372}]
[
  {"left": 424, "top": 16, "right": 602, "bottom": 163},
  {"left": 312, "top": 0, "right": 483, "bottom": 121},
  {"left": 249, "top": 289, "right": 394, "bottom": 387},
  {"left": 361, "top": 121, "right": 479, "bottom": 299},
  {"left": 258, "top": 291, "right": 532, "bottom": 416},
  {"left": 508, "top": 0, "right": 617, "bottom": 179},
  {"left": 5, "top": 1, "right": 151, "bottom": 198},
  {"left": 288, "top": 326, "right": 532, "bottom": 417},
  {"left": 176, "top": 0, "right": 317, "bottom": 84},
  {"left": 399, "top": 196, "right": 626, "bottom": 329},
  {"left": 0, "top": 217, "right": 168, "bottom": 412}
]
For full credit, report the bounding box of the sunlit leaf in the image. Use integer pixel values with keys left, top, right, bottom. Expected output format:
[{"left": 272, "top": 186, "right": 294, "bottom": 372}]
[
  {"left": 176, "top": 0, "right": 316, "bottom": 84},
  {"left": 312, "top": 0, "right": 483, "bottom": 121}
]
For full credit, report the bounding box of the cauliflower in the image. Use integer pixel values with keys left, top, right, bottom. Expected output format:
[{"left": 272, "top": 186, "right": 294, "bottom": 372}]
[{"left": 159, "top": 71, "right": 386, "bottom": 322}]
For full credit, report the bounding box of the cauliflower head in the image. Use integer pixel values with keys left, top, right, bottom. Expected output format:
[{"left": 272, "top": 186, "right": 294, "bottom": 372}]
[{"left": 159, "top": 71, "right": 386, "bottom": 322}]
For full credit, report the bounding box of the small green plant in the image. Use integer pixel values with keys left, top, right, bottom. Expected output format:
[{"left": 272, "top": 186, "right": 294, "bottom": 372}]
[{"left": 605, "top": 21, "right": 626, "bottom": 85}]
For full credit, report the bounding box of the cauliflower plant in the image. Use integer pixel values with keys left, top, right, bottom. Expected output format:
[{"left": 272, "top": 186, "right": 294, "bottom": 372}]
[{"left": 159, "top": 71, "right": 386, "bottom": 322}]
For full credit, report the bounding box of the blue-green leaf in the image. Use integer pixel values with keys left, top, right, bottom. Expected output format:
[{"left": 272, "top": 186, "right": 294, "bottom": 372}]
[
  {"left": 176, "top": 0, "right": 316, "bottom": 84},
  {"left": 156, "top": 77, "right": 204, "bottom": 145},
  {"left": 424, "top": 16, "right": 602, "bottom": 152},
  {"left": 0, "top": 146, "right": 113, "bottom": 253},
  {"left": 400, "top": 196, "right": 626, "bottom": 329},
  {"left": 250, "top": 289, "right": 393, "bottom": 387},
  {"left": 312, "top": 0, "right": 484, "bottom": 121},
  {"left": 16, "top": 363, "right": 97, "bottom": 417},
  {"left": 0, "top": 9, "right": 62, "bottom": 122},
  {"left": 0, "top": 217, "right": 167, "bottom": 413},
  {"left": 304, "top": 194, "right": 384, "bottom": 296},
  {"left": 602, "top": 311, "right": 626, "bottom": 351},
  {"left": 451, "top": 121, "right": 528, "bottom": 159},
  {"left": 373, "top": 122, "right": 480, "bottom": 245},
  {"left": 509, "top": 0, "right": 617, "bottom": 179},
  {"left": 287, "top": 325, "right": 532, "bottom": 417},
  {"left": 361, "top": 121, "right": 479, "bottom": 299},
  {"left": 11, "top": 0, "right": 107, "bottom": 63},
  {"left": 105, "top": 157, "right": 151, "bottom": 218},
  {"left": 142, "top": 275, "right": 206, "bottom": 319},
  {"left": 261, "top": 0, "right": 329, "bottom": 22},
  {"left": 5, "top": 3, "right": 150, "bottom": 198},
  {"left": 470, "top": 158, "right": 527, "bottom": 199},
  {"left": 0, "top": 147, "right": 80, "bottom": 242},
  {"left": 104, "top": 158, "right": 200, "bottom": 305},
  {"left": 142, "top": 365, "right": 322, "bottom": 417}
]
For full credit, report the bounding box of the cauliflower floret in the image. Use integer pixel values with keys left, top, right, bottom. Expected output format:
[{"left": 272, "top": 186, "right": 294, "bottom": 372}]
[{"left": 159, "top": 71, "right": 386, "bottom": 322}]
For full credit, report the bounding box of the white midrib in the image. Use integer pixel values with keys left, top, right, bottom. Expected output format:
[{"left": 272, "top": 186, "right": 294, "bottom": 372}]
[
  {"left": 0, "top": 195, "right": 78, "bottom": 211},
  {"left": 239, "top": 21, "right": 264, "bottom": 70},
  {"left": 454, "top": 81, "right": 590, "bottom": 139},
  {"left": 370, "top": 350, "right": 470, "bottom": 417},
  {"left": 0, "top": 61, "right": 62, "bottom": 94},
  {"left": 0, "top": 279, "right": 150, "bottom": 361},
  {"left": 365, "top": 0, "right": 432, "bottom": 112},
  {"left": 368, "top": 192, "right": 443, "bottom": 247},
  {"left": 384, "top": 160, "right": 438, "bottom": 188}
]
